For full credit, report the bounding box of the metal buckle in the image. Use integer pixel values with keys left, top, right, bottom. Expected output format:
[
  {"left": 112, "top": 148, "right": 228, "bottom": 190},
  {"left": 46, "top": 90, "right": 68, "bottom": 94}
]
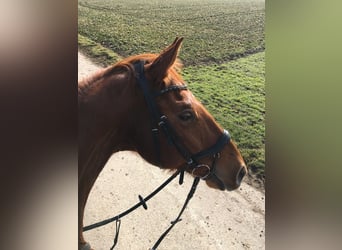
[
  {"left": 214, "top": 152, "right": 221, "bottom": 159},
  {"left": 158, "top": 115, "right": 167, "bottom": 127},
  {"left": 187, "top": 158, "right": 194, "bottom": 165}
]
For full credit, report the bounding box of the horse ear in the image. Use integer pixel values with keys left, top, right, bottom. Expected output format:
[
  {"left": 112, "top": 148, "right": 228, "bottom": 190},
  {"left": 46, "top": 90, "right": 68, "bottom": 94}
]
[{"left": 145, "top": 37, "right": 183, "bottom": 83}]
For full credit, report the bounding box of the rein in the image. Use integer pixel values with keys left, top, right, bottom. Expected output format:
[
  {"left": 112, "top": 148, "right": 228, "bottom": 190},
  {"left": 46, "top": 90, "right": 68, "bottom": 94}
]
[
  {"left": 83, "top": 168, "right": 199, "bottom": 250},
  {"left": 82, "top": 60, "right": 231, "bottom": 249}
]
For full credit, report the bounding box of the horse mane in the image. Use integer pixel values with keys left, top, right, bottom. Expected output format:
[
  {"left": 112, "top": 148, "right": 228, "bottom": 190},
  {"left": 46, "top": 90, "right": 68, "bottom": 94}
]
[{"left": 78, "top": 53, "right": 184, "bottom": 100}]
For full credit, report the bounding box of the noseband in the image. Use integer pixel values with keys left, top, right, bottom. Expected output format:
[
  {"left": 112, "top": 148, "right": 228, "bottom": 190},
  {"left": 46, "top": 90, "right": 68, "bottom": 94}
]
[{"left": 134, "top": 61, "right": 231, "bottom": 180}]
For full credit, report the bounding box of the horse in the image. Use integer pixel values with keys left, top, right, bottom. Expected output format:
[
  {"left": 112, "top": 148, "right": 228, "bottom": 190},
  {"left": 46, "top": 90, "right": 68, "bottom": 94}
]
[{"left": 78, "top": 37, "right": 247, "bottom": 250}]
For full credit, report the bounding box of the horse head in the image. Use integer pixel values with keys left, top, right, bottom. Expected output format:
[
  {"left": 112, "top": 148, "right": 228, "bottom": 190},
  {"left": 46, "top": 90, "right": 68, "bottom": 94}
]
[
  {"left": 78, "top": 37, "right": 248, "bottom": 250},
  {"left": 132, "top": 38, "right": 247, "bottom": 191}
]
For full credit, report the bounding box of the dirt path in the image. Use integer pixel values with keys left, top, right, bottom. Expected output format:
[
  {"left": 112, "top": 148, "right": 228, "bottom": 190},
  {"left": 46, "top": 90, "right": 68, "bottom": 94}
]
[{"left": 78, "top": 52, "right": 265, "bottom": 250}]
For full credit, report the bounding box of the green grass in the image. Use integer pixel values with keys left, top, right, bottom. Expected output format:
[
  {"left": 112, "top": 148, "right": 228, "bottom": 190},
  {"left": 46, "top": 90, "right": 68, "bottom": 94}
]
[
  {"left": 78, "top": 0, "right": 264, "bottom": 66},
  {"left": 183, "top": 52, "right": 265, "bottom": 178},
  {"left": 78, "top": 0, "right": 265, "bottom": 183},
  {"left": 78, "top": 34, "right": 121, "bottom": 66}
]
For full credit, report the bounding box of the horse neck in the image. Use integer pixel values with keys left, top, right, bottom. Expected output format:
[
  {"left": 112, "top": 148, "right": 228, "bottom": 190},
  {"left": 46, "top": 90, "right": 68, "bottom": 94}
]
[{"left": 78, "top": 68, "right": 138, "bottom": 179}]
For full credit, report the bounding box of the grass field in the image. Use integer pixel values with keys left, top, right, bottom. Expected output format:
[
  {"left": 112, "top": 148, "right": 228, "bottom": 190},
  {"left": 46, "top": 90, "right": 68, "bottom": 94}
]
[
  {"left": 78, "top": 0, "right": 265, "bottom": 183},
  {"left": 183, "top": 52, "right": 265, "bottom": 178},
  {"left": 78, "top": 0, "right": 264, "bottom": 66}
]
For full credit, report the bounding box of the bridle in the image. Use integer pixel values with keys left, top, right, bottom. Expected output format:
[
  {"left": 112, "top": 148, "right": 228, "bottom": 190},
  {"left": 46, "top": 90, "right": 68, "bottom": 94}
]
[
  {"left": 82, "top": 61, "right": 233, "bottom": 250},
  {"left": 134, "top": 60, "right": 231, "bottom": 182}
]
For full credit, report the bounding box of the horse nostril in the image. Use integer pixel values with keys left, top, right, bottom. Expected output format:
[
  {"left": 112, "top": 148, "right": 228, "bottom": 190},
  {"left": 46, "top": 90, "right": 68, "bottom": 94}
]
[{"left": 236, "top": 167, "right": 246, "bottom": 185}]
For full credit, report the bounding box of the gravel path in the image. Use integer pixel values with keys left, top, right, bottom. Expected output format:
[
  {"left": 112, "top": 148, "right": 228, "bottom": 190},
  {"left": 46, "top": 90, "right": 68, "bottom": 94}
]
[{"left": 78, "top": 51, "right": 265, "bottom": 250}]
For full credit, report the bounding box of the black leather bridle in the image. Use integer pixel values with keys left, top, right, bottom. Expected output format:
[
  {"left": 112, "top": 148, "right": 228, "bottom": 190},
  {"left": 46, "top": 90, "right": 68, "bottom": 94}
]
[
  {"left": 82, "top": 61, "right": 233, "bottom": 250},
  {"left": 134, "top": 60, "right": 231, "bottom": 181}
]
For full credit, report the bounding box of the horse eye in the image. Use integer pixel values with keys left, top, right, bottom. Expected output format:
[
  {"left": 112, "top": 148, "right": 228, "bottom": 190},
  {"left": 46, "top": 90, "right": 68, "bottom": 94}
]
[{"left": 178, "top": 110, "right": 194, "bottom": 122}]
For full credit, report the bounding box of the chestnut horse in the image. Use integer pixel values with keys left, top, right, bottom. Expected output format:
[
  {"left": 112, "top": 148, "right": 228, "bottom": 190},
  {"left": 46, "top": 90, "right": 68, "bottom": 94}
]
[{"left": 78, "top": 37, "right": 247, "bottom": 250}]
